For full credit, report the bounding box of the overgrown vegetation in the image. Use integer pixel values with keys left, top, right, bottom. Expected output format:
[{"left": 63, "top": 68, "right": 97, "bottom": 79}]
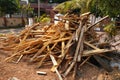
[
  {"left": 89, "top": 0, "right": 120, "bottom": 17},
  {"left": 19, "top": 3, "right": 34, "bottom": 17},
  {"left": 35, "top": 14, "right": 51, "bottom": 23},
  {"left": 54, "top": 0, "right": 120, "bottom": 18},
  {"left": 104, "top": 22, "right": 117, "bottom": 36}
]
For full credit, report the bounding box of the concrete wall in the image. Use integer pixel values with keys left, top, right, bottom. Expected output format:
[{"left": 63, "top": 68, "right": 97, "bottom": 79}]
[
  {"left": 0, "top": 17, "right": 28, "bottom": 27},
  {"left": 0, "top": 18, "right": 5, "bottom": 27}
]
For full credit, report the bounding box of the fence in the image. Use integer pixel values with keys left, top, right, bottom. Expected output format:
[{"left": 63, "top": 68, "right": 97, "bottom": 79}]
[{"left": 0, "top": 17, "right": 28, "bottom": 27}]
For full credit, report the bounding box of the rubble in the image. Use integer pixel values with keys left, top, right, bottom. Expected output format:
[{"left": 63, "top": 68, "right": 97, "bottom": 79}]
[{"left": 0, "top": 12, "right": 118, "bottom": 80}]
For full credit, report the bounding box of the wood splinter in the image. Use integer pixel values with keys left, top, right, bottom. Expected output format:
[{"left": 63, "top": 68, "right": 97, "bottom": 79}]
[{"left": 36, "top": 71, "right": 47, "bottom": 75}]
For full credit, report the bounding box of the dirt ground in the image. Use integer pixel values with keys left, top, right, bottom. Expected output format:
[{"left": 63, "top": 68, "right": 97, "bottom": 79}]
[
  {"left": 0, "top": 50, "right": 120, "bottom": 80},
  {"left": 0, "top": 50, "right": 58, "bottom": 80}
]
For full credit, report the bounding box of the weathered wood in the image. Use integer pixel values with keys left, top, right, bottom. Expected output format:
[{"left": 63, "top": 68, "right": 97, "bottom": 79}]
[
  {"left": 83, "top": 49, "right": 116, "bottom": 57},
  {"left": 77, "top": 36, "right": 84, "bottom": 62},
  {"left": 51, "top": 32, "right": 75, "bottom": 72},
  {"left": 50, "top": 54, "right": 63, "bottom": 80},
  {"left": 15, "top": 55, "right": 23, "bottom": 63},
  {"left": 30, "top": 32, "right": 60, "bottom": 62},
  {"left": 37, "top": 52, "right": 49, "bottom": 68},
  {"left": 36, "top": 71, "right": 47, "bottom": 75},
  {"left": 86, "top": 15, "right": 109, "bottom": 31},
  {"left": 63, "top": 24, "right": 85, "bottom": 77},
  {"left": 52, "top": 37, "right": 71, "bottom": 43},
  {"left": 75, "top": 21, "right": 82, "bottom": 41},
  {"left": 37, "top": 46, "right": 50, "bottom": 68},
  {"left": 55, "top": 68, "right": 63, "bottom": 80},
  {"left": 0, "top": 12, "right": 116, "bottom": 80},
  {"left": 74, "top": 25, "right": 84, "bottom": 61},
  {"left": 19, "top": 23, "right": 40, "bottom": 36},
  {"left": 79, "top": 56, "right": 91, "bottom": 67},
  {"left": 84, "top": 41, "right": 100, "bottom": 50},
  {"left": 72, "top": 63, "right": 77, "bottom": 80},
  {"left": 50, "top": 55, "right": 58, "bottom": 66},
  {"left": 60, "top": 41, "right": 65, "bottom": 57},
  {"left": 93, "top": 55, "right": 113, "bottom": 72}
]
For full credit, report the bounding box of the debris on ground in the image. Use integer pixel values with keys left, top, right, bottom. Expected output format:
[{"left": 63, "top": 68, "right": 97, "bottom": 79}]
[
  {"left": 36, "top": 71, "right": 47, "bottom": 75},
  {"left": 0, "top": 12, "right": 119, "bottom": 80},
  {"left": 8, "top": 77, "right": 20, "bottom": 80}
]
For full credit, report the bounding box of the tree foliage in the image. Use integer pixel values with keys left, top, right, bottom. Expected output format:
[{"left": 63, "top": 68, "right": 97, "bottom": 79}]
[
  {"left": 54, "top": 0, "right": 91, "bottom": 14},
  {"left": 0, "top": 0, "right": 19, "bottom": 16},
  {"left": 20, "top": 3, "right": 34, "bottom": 17},
  {"left": 89, "top": 0, "right": 120, "bottom": 17},
  {"left": 54, "top": 0, "right": 120, "bottom": 17}
]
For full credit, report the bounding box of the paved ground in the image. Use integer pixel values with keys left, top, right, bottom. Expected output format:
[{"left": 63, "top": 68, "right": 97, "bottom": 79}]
[{"left": 0, "top": 27, "right": 24, "bottom": 34}]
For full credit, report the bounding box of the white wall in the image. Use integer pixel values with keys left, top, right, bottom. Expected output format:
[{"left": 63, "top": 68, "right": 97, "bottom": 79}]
[{"left": 21, "top": 0, "right": 28, "bottom": 4}]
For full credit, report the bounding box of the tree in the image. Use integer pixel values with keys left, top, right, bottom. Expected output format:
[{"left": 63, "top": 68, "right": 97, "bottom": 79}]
[
  {"left": 54, "top": 0, "right": 90, "bottom": 14},
  {"left": 54, "top": 0, "right": 120, "bottom": 18},
  {"left": 20, "top": 3, "right": 33, "bottom": 17},
  {"left": 89, "top": 0, "right": 120, "bottom": 18},
  {"left": 20, "top": 3, "right": 34, "bottom": 25},
  {"left": 0, "top": 0, "right": 19, "bottom": 17}
]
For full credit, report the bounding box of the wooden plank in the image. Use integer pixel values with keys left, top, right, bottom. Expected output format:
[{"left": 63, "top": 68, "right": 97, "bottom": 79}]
[
  {"left": 86, "top": 15, "right": 109, "bottom": 31},
  {"left": 72, "top": 63, "right": 77, "bottom": 80},
  {"left": 15, "top": 55, "right": 23, "bottom": 63},
  {"left": 83, "top": 49, "right": 116, "bottom": 57},
  {"left": 79, "top": 56, "right": 91, "bottom": 67},
  {"left": 84, "top": 41, "right": 100, "bottom": 50},
  {"left": 36, "top": 71, "right": 47, "bottom": 75},
  {"left": 63, "top": 24, "right": 85, "bottom": 77},
  {"left": 30, "top": 32, "right": 60, "bottom": 62},
  {"left": 51, "top": 33, "right": 75, "bottom": 72},
  {"left": 61, "top": 41, "right": 65, "bottom": 57},
  {"left": 52, "top": 37, "right": 71, "bottom": 43},
  {"left": 37, "top": 46, "right": 50, "bottom": 68},
  {"left": 93, "top": 55, "right": 113, "bottom": 72},
  {"left": 77, "top": 37, "right": 84, "bottom": 62},
  {"left": 50, "top": 55, "right": 58, "bottom": 66},
  {"left": 50, "top": 55, "right": 63, "bottom": 80}
]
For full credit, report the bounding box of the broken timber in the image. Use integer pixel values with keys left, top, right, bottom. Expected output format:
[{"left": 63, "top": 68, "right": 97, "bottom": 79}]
[{"left": 0, "top": 12, "right": 117, "bottom": 80}]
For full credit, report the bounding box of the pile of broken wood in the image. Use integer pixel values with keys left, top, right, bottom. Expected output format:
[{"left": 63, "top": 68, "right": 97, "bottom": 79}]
[{"left": 0, "top": 12, "right": 117, "bottom": 80}]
